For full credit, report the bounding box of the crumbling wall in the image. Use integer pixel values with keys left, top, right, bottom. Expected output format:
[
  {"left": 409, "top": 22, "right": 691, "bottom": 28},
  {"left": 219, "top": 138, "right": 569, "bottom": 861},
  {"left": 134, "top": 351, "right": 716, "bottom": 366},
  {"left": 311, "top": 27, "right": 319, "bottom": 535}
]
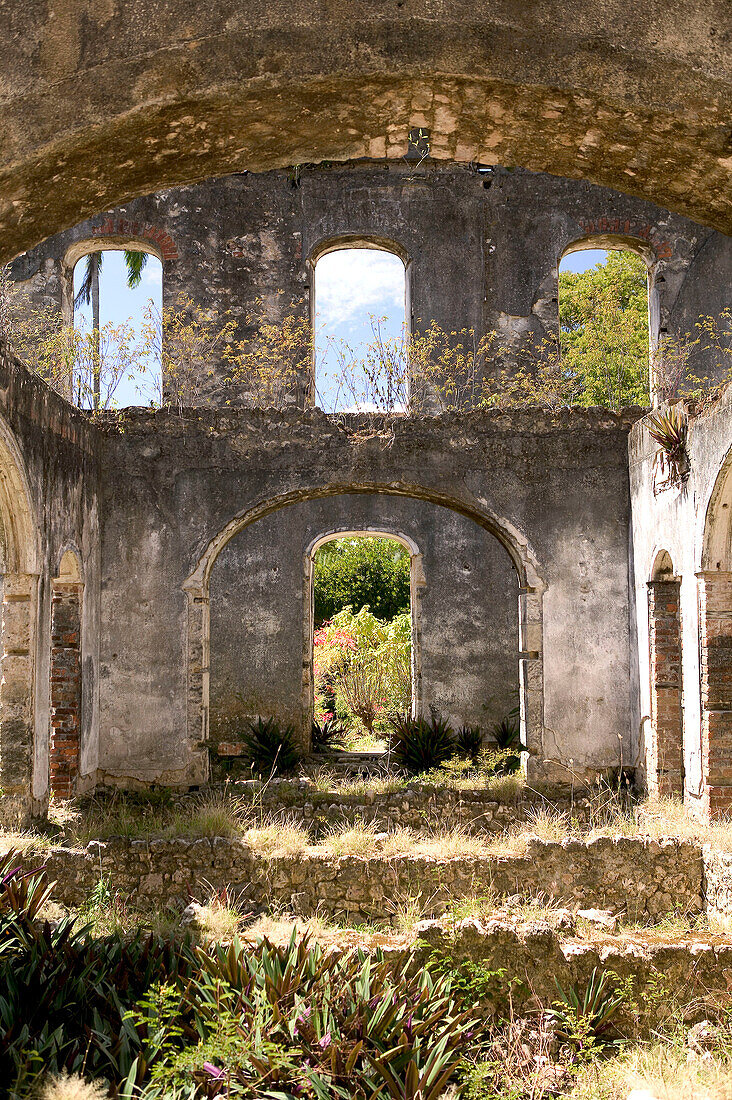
[
  {"left": 40, "top": 834, "right": 702, "bottom": 921},
  {"left": 98, "top": 406, "right": 636, "bottom": 786},
  {"left": 8, "top": 165, "right": 731, "bottom": 402},
  {"left": 0, "top": 346, "right": 100, "bottom": 820}
]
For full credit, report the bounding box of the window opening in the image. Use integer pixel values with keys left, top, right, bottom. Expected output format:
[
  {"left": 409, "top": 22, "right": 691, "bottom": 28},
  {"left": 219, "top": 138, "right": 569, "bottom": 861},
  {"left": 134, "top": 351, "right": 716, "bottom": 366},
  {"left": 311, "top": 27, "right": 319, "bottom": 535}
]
[
  {"left": 312, "top": 248, "right": 407, "bottom": 413},
  {"left": 72, "top": 249, "right": 162, "bottom": 409},
  {"left": 558, "top": 246, "right": 650, "bottom": 409}
]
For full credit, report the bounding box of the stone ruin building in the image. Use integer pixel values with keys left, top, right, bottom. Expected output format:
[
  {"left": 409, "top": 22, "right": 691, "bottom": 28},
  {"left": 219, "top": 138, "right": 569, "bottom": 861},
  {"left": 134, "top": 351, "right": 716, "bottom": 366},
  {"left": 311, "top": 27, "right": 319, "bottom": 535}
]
[{"left": 0, "top": 0, "right": 730, "bottom": 827}]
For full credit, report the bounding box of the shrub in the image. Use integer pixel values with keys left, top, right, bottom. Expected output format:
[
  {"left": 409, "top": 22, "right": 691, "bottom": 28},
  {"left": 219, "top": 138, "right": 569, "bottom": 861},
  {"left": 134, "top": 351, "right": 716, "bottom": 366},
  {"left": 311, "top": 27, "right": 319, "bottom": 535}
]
[
  {"left": 388, "top": 713, "right": 455, "bottom": 773},
  {"left": 313, "top": 536, "right": 410, "bottom": 625},
  {"left": 131, "top": 932, "right": 476, "bottom": 1098},
  {"left": 454, "top": 724, "right": 483, "bottom": 760},
  {"left": 489, "top": 711, "right": 527, "bottom": 775},
  {"left": 241, "top": 717, "right": 300, "bottom": 777},
  {"left": 311, "top": 716, "right": 348, "bottom": 752}
]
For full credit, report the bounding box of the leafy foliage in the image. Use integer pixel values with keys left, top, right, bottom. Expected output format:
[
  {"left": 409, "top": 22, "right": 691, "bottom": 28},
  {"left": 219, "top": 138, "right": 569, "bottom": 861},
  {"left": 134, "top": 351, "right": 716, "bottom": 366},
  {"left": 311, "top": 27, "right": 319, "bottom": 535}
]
[
  {"left": 558, "top": 250, "right": 650, "bottom": 410},
  {"left": 241, "top": 717, "right": 301, "bottom": 777},
  {"left": 314, "top": 608, "right": 412, "bottom": 735},
  {"left": 546, "top": 968, "right": 625, "bottom": 1057},
  {"left": 314, "top": 537, "right": 410, "bottom": 626},
  {"left": 0, "top": 853, "right": 480, "bottom": 1100},
  {"left": 388, "top": 713, "right": 456, "bottom": 773},
  {"left": 489, "top": 710, "right": 527, "bottom": 775}
]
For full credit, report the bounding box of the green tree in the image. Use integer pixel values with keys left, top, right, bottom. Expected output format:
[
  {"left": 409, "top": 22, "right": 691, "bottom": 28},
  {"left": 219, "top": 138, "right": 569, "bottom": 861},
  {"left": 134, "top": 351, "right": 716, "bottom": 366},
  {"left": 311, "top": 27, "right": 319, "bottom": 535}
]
[
  {"left": 559, "top": 250, "right": 650, "bottom": 410},
  {"left": 313, "top": 537, "right": 410, "bottom": 626}
]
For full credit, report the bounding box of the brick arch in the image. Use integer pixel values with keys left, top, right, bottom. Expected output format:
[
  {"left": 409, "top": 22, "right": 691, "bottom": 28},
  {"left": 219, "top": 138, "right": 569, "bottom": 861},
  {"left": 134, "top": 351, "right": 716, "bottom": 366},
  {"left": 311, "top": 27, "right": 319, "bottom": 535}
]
[
  {"left": 183, "top": 484, "right": 546, "bottom": 782},
  {"left": 0, "top": 415, "right": 41, "bottom": 826}
]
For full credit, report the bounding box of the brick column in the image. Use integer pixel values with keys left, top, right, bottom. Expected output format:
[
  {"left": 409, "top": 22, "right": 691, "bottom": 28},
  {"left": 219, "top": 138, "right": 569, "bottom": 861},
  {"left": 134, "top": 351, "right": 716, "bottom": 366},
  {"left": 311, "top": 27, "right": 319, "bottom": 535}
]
[
  {"left": 698, "top": 572, "right": 732, "bottom": 818},
  {"left": 647, "top": 579, "right": 684, "bottom": 798},
  {"left": 49, "top": 582, "right": 81, "bottom": 798}
]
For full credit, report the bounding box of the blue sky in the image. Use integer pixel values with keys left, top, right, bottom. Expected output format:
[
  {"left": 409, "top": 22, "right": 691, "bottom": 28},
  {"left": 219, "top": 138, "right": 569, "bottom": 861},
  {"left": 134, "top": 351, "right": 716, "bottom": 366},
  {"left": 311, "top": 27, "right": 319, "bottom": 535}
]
[{"left": 75, "top": 245, "right": 607, "bottom": 408}]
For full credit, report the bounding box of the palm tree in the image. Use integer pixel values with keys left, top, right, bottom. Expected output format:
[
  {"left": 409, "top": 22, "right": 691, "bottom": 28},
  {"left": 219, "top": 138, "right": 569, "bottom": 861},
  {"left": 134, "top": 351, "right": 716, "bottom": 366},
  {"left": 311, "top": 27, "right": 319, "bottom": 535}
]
[{"left": 74, "top": 249, "right": 149, "bottom": 408}]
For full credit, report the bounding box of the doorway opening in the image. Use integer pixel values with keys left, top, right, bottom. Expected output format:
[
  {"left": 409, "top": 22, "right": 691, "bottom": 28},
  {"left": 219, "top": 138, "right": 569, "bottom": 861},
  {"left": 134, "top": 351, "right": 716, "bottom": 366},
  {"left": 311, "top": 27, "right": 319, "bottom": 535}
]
[{"left": 309, "top": 533, "right": 416, "bottom": 751}]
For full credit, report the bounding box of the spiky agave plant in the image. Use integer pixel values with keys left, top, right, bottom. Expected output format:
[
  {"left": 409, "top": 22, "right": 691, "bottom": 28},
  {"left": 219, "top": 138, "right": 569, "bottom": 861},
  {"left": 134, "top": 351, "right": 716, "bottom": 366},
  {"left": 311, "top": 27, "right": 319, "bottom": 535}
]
[
  {"left": 388, "top": 713, "right": 455, "bottom": 774},
  {"left": 311, "top": 716, "right": 348, "bottom": 752},
  {"left": 242, "top": 716, "right": 301, "bottom": 777},
  {"left": 646, "top": 404, "right": 689, "bottom": 482}
]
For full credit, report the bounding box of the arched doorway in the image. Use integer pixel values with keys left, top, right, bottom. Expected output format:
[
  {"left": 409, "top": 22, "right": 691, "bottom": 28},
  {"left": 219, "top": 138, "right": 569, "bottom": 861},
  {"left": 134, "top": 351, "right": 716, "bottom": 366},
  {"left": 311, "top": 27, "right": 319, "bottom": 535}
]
[
  {"left": 699, "top": 447, "right": 732, "bottom": 817},
  {"left": 0, "top": 418, "right": 40, "bottom": 826},
  {"left": 184, "top": 485, "right": 545, "bottom": 772}
]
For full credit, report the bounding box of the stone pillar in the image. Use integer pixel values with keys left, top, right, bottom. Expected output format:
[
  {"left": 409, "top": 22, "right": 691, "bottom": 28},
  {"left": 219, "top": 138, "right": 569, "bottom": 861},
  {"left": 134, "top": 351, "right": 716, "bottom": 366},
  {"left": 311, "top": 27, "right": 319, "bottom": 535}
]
[
  {"left": 646, "top": 579, "right": 684, "bottom": 797},
  {"left": 698, "top": 572, "right": 732, "bottom": 818},
  {"left": 49, "top": 582, "right": 82, "bottom": 798},
  {"left": 0, "top": 573, "right": 37, "bottom": 827}
]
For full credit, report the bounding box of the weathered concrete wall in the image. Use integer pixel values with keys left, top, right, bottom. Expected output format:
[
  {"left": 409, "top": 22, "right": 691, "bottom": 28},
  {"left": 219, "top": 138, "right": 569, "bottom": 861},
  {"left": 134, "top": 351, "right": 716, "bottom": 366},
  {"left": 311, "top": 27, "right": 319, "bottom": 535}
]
[
  {"left": 39, "top": 834, "right": 702, "bottom": 921},
  {"left": 0, "top": 346, "right": 100, "bottom": 822},
  {"left": 1, "top": 0, "right": 731, "bottom": 270},
  {"left": 9, "top": 165, "right": 731, "bottom": 400},
  {"left": 97, "top": 406, "right": 636, "bottom": 786},
  {"left": 209, "top": 492, "right": 519, "bottom": 741},
  {"left": 629, "top": 389, "right": 732, "bottom": 811}
]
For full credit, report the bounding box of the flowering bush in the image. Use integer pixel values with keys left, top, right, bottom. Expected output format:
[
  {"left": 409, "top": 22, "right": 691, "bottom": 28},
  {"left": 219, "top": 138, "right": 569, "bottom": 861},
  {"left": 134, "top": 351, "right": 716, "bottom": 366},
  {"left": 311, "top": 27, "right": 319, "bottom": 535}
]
[{"left": 313, "top": 607, "right": 411, "bottom": 735}]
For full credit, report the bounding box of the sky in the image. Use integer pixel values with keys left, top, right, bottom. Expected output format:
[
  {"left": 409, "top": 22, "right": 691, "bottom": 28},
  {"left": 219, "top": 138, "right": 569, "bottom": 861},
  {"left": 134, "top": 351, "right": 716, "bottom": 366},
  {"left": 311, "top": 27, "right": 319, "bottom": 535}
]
[{"left": 74, "top": 244, "right": 608, "bottom": 409}]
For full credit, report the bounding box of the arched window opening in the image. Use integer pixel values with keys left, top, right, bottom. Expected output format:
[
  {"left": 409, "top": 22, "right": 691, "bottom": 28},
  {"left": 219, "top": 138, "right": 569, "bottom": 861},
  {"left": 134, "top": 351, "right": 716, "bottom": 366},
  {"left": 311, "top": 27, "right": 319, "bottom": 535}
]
[
  {"left": 558, "top": 244, "right": 651, "bottom": 410},
  {"left": 72, "top": 248, "right": 162, "bottom": 409},
  {"left": 310, "top": 533, "right": 415, "bottom": 752},
  {"left": 49, "top": 550, "right": 83, "bottom": 799},
  {"left": 646, "top": 550, "right": 684, "bottom": 799},
  {"left": 312, "top": 246, "right": 408, "bottom": 413}
]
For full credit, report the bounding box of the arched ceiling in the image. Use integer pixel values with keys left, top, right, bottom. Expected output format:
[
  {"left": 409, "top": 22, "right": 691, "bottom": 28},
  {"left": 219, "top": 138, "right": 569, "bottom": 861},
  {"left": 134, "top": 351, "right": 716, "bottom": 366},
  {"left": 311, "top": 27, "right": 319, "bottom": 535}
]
[{"left": 1, "top": 0, "right": 731, "bottom": 261}]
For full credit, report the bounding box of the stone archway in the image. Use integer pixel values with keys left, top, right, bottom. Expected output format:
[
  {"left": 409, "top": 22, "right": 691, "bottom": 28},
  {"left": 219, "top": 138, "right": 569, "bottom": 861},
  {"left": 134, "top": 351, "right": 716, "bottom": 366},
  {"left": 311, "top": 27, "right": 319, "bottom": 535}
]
[
  {"left": 183, "top": 484, "right": 546, "bottom": 783},
  {"left": 0, "top": 418, "right": 40, "bottom": 826},
  {"left": 698, "top": 447, "right": 732, "bottom": 818}
]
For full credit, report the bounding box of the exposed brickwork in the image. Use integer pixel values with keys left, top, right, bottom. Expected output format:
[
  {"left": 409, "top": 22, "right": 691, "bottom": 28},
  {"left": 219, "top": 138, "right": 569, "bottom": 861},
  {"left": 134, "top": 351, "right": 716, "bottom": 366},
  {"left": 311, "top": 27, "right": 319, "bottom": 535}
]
[
  {"left": 699, "top": 572, "right": 732, "bottom": 819},
  {"left": 49, "top": 582, "right": 81, "bottom": 798},
  {"left": 647, "top": 579, "right": 684, "bottom": 798}
]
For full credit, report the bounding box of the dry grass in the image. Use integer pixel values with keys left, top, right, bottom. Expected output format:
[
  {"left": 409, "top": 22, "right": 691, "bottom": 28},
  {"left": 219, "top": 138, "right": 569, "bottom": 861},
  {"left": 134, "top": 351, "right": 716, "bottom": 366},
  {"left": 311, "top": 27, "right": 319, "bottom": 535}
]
[
  {"left": 62, "top": 789, "right": 251, "bottom": 845},
  {"left": 243, "top": 818, "right": 310, "bottom": 857},
  {"left": 41, "top": 1074, "right": 107, "bottom": 1100},
  {"left": 318, "top": 819, "right": 491, "bottom": 860},
  {"left": 569, "top": 1042, "right": 732, "bottom": 1100}
]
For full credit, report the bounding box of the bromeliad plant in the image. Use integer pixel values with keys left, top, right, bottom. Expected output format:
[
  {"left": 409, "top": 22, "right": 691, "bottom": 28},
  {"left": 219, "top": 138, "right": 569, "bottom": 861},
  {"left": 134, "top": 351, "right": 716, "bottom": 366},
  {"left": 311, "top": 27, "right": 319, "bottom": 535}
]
[
  {"left": 241, "top": 717, "right": 301, "bottom": 777},
  {"left": 388, "top": 713, "right": 456, "bottom": 773},
  {"left": 646, "top": 404, "right": 689, "bottom": 484}
]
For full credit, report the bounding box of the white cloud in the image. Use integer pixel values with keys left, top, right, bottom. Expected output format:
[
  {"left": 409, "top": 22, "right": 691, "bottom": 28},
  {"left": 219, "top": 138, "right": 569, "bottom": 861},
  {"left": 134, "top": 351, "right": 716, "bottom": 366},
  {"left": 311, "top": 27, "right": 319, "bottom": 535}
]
[
  {"left": 143, "top": 261, "right": 163, "bottom": 286},
  {"left": 314, "top": 249, "right": 405, "bottom": 330}
]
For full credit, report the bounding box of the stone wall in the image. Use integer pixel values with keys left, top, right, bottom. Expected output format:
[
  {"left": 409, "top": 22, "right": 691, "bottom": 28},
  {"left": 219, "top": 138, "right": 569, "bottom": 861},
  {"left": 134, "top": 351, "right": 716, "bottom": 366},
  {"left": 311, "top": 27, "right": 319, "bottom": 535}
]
[
  {"left": 0, "top": 347, "right": 100, "bottom": 824},
  {"left": 9, "top": 165, "right": 732, "bottom": 398},
  {"left": 95, "top": 406, "right": 638, "bottom": 787},
  {"left": 413, "top": 916, "right": 732, "bottom": 1027},
  {"left": 42, "top": 835, "right": 702, "bottom": 922},
  {"left": 629, "top": 390, "right": 732, "bottom": 814},
  {"left": 191, "top": 779, "right": 593, "bottom": 836}
]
